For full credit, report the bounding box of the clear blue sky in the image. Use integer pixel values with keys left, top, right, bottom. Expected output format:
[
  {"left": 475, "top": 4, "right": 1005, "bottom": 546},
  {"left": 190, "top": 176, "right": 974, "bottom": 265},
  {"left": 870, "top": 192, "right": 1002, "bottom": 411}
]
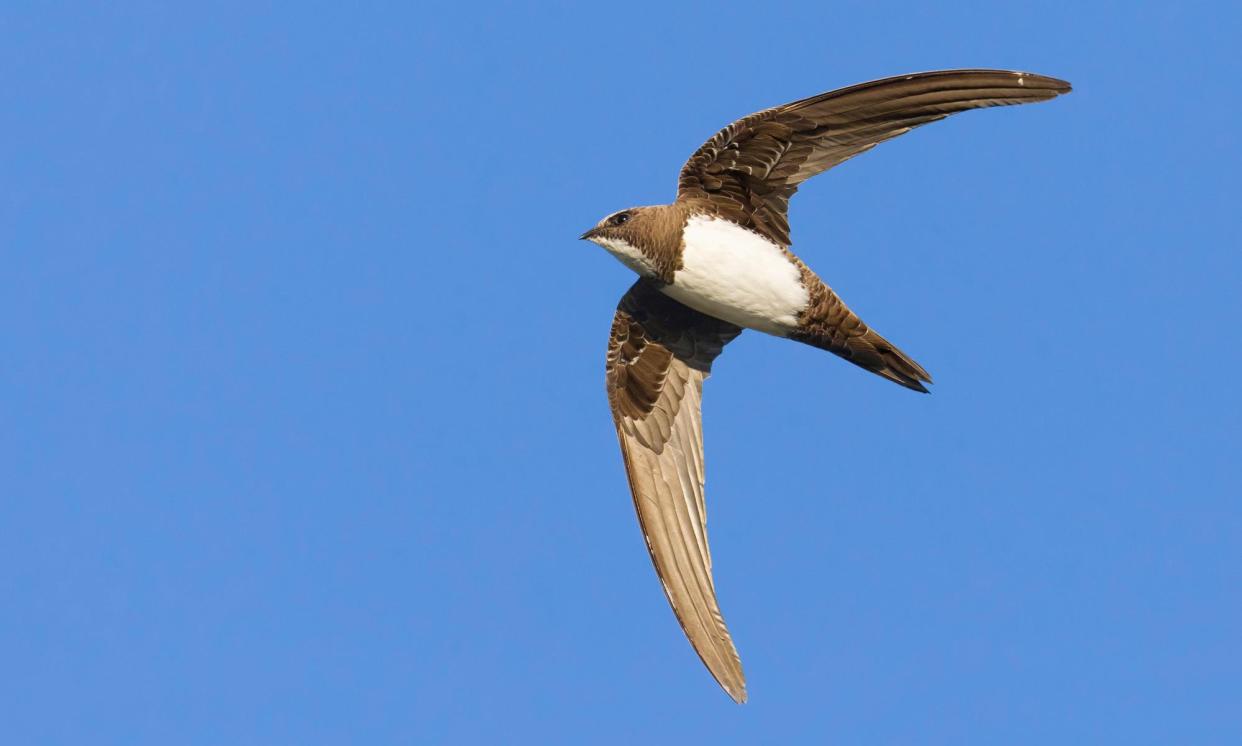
[{"left": 3, "top": 3, "right": 1239, "bottom": 744}]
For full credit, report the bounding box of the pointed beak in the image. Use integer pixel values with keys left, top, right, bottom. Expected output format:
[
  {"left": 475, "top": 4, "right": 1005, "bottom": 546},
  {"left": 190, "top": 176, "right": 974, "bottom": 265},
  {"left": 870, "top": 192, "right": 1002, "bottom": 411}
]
[{"left": 580, "top": 227, "right": 598, "bottom": 241}]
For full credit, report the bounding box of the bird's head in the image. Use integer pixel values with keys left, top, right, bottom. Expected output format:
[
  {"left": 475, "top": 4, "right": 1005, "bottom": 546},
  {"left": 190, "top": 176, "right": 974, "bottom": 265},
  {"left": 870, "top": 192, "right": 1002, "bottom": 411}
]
[
  {"left": 580, "top": 206, "right": 651, "bottom": 243},
  {"left": 580, "top": 206, "right": 663, "bottom": 276}
]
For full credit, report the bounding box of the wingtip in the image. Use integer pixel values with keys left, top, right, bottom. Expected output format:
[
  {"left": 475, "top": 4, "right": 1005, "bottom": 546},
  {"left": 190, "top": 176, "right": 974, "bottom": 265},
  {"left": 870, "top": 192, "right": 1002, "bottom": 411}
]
[
  {"left": 698, "top": 642, "right": 748, "bottom": 703},
  {"left": 1014, "top": 70, "right": 1073, "bottom": 95}
]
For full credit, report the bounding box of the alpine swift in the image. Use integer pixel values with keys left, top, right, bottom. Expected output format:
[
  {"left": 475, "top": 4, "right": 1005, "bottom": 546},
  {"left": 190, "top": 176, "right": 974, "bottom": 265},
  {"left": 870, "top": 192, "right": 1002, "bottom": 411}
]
[{"left": 580, "top": 69, "right": 1071, "bottom": 702}]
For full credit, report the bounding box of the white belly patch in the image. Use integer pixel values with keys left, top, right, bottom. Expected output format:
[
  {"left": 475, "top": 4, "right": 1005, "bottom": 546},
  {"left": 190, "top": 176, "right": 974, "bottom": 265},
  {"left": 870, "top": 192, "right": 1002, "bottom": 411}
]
[{"left": 662, "top": 215, "right": 809, "bottom": 335}]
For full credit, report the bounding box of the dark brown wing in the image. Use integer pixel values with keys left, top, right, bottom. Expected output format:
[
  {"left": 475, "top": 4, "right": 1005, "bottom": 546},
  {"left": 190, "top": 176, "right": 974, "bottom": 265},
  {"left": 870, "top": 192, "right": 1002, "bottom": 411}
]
[
  {"left": 606, "top": 279, "right": 746, "bottom": 703},
  {"left": 677, "top": 69, "right": 1071, "bottom": 246}
]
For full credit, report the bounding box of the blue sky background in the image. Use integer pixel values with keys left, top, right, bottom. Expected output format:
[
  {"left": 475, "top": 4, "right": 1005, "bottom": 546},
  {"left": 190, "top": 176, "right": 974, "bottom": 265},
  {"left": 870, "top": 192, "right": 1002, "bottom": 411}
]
[{"left": 3, "top": 2, "right": 1239, "bottom": 744}]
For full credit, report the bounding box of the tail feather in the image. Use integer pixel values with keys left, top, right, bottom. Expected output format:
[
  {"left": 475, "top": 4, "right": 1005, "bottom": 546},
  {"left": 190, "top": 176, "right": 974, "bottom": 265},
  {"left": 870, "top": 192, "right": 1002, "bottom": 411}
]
[
  {"left": 837, "top": 327, "right": 932, "bottom": 393},
  {"left": 789, "top": 269, "right": 932, "bottom": 392}
]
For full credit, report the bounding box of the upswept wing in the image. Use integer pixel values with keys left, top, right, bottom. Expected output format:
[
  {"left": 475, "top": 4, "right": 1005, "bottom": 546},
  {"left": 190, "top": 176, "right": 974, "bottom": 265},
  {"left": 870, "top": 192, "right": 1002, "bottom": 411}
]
[{"left": 677, "top": 69, "right": 1071, "bottom": 246}]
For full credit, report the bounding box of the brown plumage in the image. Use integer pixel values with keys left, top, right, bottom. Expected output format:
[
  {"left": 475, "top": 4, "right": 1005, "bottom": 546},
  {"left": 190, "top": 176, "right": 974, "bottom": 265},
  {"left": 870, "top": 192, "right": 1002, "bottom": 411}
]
[
  {"left": 588, "top": 69, "right": 1071, "bottom": 702},
  {"left": 789, "top": 261, "right": 933, "bottom": 392},
  {"left": 606, "top": 280, "right": 745, "bottom": 701},
  {"left": 676, "top": 69, "right": 1071, "bottom": 247}
]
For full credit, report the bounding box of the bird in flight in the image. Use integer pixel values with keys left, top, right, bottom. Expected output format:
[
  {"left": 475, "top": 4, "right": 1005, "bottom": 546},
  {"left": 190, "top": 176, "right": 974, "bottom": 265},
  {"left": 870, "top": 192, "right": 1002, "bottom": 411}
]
[{"left": 581, "top": 69, "right": 1071, "bottom": 703}]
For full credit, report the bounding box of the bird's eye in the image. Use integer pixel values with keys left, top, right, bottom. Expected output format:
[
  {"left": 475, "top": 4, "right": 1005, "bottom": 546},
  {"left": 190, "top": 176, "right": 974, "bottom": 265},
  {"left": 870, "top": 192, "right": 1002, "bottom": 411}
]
[{"left": 610, "top": 212, "right": 631, "bottom": 226}]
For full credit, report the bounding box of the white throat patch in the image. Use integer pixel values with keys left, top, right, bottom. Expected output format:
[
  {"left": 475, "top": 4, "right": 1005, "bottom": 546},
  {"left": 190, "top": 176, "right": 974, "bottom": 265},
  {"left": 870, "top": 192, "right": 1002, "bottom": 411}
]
[
  {"left": 594, "top": 235, "right": 659, "bottom": 278},
  {"left": 662, "top": 215, "right": 809, "bottom": 336}
]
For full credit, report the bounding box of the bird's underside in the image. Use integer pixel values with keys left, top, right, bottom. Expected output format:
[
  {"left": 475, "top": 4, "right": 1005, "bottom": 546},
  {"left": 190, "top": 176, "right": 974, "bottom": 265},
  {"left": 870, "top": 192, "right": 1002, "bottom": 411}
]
[{"left": 598, "top": 69, "right": 1071, "bottom": 702}]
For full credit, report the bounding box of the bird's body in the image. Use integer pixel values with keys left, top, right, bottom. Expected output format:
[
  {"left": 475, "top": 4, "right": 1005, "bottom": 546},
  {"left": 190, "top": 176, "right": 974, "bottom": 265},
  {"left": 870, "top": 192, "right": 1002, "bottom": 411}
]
[
  {"left": 668, "top": 213, "right": 809, "bottom": 335},
  {"left": 581, "top": 69, "right": 1071, "bottom": 702},
  {"left": 597, "top": 205, "right": 809, "bottom": 334},
  {"left": 588, "top": 201, "right": 933, "bottom": 390}
]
